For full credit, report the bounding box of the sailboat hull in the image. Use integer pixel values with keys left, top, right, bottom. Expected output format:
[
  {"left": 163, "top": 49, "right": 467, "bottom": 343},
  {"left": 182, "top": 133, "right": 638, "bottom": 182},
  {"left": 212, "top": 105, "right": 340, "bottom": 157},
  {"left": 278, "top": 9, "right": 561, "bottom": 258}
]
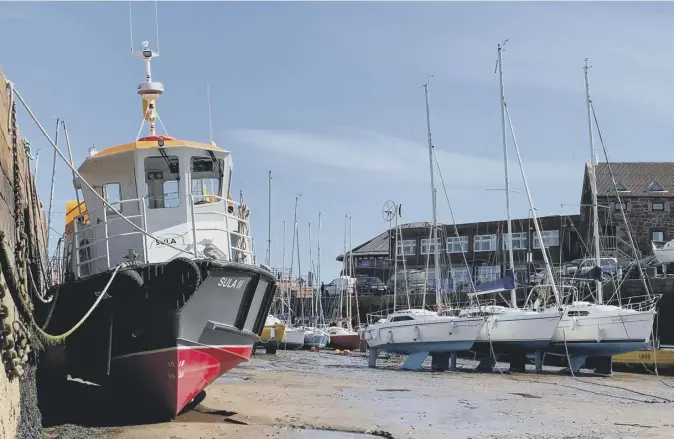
[
  {"left": 303, "top": 330, "right": 329, "bottom": 348},
  {"left": 545, "top": 306, "right": 656, "bottom": 357},
  {"left": 329, "top": 334, "right": 360, "bottom": 350},
  {"left": 281, "top": 328, "right": 305, "bottom": 350},
  {"left": 365, "top": 317, "right": 484, "bottom": 354},
  {"left": 471, "top": 313, "right": 561, "bottom": 353}
]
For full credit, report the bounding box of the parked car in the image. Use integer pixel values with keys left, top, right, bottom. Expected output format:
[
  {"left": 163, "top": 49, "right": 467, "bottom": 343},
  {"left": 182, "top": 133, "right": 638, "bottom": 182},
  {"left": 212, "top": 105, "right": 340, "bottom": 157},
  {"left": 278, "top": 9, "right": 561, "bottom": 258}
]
[
  {"left": 622, "top": 255, "right": 663, "bottom": 279},
  {"left": 386, "top": 269, "right": 426, "bottom": 293},
  {"left": 323, "top": 276, "right": 356, "bottom": 296},
  {"left": 356, "top": 276, "right": 387, "bottom": 295},
  {"left": 573, "top": 257, "right": 622, "bottom": 279}
]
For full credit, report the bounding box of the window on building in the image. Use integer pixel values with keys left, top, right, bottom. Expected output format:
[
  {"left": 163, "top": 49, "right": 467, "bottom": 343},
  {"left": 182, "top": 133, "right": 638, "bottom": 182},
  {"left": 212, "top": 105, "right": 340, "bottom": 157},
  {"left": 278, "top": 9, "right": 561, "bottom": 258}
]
[
  {"left": 502, "top": 232, "right": 528, "bottom": 250},
  {"left": 446, "top": 236, "right": 468, "bottom": 253},
  {"left": 102, "top": 182, "right": 122, "bottom": 215},
  {"left": 615, "top": 182, "right": 629, "bottom": 192},
  {"left": 451, "top": 266, "right": 472, "bottom": 290},
  {"left": 474, "top": 234, "right": 496, "bottom": 252},
  {"left": 145, "top": 155, "right": 181, "bottom": 209},
  {"left": 475, "top": 265, "right": 501, "bottom": 283},
  {"left": 191, "top": 156, "right": 225, "bottom": 204},
  {"left": 652, "top": 231, "right": 665, "bottom": 242},
  {"left": 533, "top": 230, "right": 560, "bottom": 249},
  {"left": 648, "top": 182, "right": 666, "bottom": 193},
  {"left": 650, "top": 202, "right": 665, "bottom": 212},
  {"left": 421, "top": 238, "right": 442, "bottom": 255},
  {"left": 396, "top": 239, "right": 416, "bottom": 256},
  {"left": 614, "top": 202, "right": 626, "bottom": 211}
]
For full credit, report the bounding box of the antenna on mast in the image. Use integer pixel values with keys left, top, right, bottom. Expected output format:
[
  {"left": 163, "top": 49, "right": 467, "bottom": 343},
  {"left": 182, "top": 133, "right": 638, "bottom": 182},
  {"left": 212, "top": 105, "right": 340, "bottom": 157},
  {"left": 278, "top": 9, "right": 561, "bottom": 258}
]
[
  {"left": 207, "top": 84, "right": 214, "bottom": 145},
  {"left": 135, "top": 41, "right": 163, "bottom": 138}
]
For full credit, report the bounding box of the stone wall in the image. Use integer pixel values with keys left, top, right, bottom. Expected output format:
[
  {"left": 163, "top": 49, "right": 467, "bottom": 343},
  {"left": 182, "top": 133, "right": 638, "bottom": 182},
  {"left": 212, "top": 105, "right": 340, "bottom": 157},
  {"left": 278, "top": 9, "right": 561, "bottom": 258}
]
[
  {"left": 600, "top": 195, "right": 674, "bottom": 255},
  {"left": 0, "top": 66, "right": 49, "bottom": 439}
]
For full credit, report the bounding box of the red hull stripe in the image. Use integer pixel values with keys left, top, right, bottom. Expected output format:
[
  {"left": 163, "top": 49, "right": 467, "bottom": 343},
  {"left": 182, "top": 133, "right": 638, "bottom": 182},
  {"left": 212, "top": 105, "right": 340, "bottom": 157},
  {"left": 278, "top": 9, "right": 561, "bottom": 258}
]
[{"left": 112, "top": 345, "right": 253, "bottom": 417}]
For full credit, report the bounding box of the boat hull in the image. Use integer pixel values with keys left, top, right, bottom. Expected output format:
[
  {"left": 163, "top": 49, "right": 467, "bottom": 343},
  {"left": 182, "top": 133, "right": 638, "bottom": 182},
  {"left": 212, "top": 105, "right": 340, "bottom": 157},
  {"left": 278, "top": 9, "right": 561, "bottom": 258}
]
[
  {"left": 43, "top": 259, "right": 277, "bottom": 419},
  {"left": 328, "top": 334, "right": 360, "bottom": 350},
  {"left": 545, "top": 307, "right": 656, "bottom": 357},
  {"left": 281, "top": 328, "right": 305, "bottom": 350},
  {"left": 365, "top": 317, "right": 484, "bottom": 355},
  {"left": 471, "top": 313, "right": 561, "bottom": 353},
  {"left": 303, "top": 330, "right": 329, "bottom": 348}
]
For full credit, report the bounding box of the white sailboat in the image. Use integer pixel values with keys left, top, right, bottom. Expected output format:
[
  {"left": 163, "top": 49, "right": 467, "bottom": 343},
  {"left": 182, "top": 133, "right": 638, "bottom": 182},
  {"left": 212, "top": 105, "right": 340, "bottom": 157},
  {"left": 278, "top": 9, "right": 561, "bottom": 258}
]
[
  {"left": 457, "top": 42, "right": 561, "bottom": 372},
  {"left": 540, "top": 59, "right": 658, "bottom": 374},
  {"left": 301, "top": 217, "right": 329, "bottom": 348},
  {"left": 364, "top": 80, "right": 484, "bottom": 371}
]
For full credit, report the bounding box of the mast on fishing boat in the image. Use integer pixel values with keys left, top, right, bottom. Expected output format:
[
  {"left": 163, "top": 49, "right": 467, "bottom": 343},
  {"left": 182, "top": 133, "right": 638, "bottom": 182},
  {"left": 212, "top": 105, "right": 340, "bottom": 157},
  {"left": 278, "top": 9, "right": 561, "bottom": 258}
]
[
  {"left": 497, "top": 42, "right": 517, "bottom": 309},
  {"left": 583, "top": 58, "right": 603, "bottom": 304},
  {"left": 423, "top": 80, "right": 442, "bottom": 311}
]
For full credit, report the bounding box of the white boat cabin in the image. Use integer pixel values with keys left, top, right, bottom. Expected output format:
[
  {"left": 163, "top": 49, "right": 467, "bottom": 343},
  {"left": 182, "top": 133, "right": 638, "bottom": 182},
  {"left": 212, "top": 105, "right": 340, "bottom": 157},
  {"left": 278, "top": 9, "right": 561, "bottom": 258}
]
[{"left": 63, "top": 135, "right": 253, "bottom": 280}]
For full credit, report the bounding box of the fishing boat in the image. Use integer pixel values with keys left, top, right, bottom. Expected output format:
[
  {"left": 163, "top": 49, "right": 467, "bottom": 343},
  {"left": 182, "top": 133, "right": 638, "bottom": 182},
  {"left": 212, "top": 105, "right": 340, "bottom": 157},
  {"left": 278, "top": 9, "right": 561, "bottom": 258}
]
[
  {"left": 258, "top": 314, "right": 286, "bottom": 354},
  {"left": 39, "top": 41, "right": 277, "bottom": 418},
  {"left": 540, "top": 59, "right": 658, "bottom": 374}
]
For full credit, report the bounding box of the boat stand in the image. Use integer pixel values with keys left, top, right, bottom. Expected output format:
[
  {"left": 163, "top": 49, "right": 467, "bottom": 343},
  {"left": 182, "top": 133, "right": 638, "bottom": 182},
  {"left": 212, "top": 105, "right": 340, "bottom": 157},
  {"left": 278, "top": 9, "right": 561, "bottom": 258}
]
[
  {"left": 508, "top": 350, "right": 527, "bottom": 373},
  {"left": 476, "top": 354, "right": 496, "bottom": 372},
  {"left": 368, "top": 348, "right": 378, "bottom": 368},
  {"left": 431, "top": 353, "right": 450, "bottom": 372},
  {"left": 561, "top": 354, "right": 587, "bottom": 375},
  {"left": 592, "top": 356, "right": 613, "bottom": 376},
  {"left": 534, "top": 351, "right": 544, "bottom": 373}
]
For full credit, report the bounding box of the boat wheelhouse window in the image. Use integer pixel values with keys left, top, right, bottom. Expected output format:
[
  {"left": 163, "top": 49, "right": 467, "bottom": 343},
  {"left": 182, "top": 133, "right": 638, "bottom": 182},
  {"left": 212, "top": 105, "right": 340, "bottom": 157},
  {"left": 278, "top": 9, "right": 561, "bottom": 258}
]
[
  {"left": 102, "top": 182, "right": 122, "bottom": 215},
  {"left": 191, "top": 156, "right": 224, "bottom": 205},
  {"left": 145, "top": 155, "right": 180, "bottom": 209},
  {"left": 567, "top": 310, "right": 590, "bottom": 317},
  {"left": 390, "top": 315, "right": 415, "bottom": 322}
]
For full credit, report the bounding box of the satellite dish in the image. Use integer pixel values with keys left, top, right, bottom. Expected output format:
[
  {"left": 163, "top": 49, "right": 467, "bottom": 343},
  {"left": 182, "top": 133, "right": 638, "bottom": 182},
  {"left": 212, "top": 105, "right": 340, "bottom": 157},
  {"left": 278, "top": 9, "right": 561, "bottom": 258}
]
[{"left": 382, "top": 200, "right": 396, "bottom": 222}]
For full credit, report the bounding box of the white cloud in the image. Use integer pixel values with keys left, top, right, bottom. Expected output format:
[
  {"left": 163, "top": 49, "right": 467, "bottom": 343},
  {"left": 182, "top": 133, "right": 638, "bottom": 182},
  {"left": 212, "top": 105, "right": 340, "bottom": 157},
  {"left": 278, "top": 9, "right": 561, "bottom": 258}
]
[{"left": 226, "top": 127, "right": 577, "bottom": 192}]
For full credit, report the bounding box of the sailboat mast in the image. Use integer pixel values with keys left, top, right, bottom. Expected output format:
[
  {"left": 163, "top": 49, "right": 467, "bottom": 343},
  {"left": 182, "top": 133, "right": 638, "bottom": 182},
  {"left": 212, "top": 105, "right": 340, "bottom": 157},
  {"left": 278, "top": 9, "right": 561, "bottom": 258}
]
[
  {"left": 266, "top": 170, "right": 272, "bottom": 266},
  {"left": 341, "top": 214, "right": 347, "bottom": 320},
  {"left": 497, "top": 43, "right": 517, "bottom": 309},
  {"left": 308, "top": 221, "right": 314, "bottom": 322},
  {"left": 282, "top": 220, "right": 288, "bottom": 322},
  {"left": 317, "top": 211, "right": 322, "bottom": 320},
  {"left": 423, "top": 82, "right": 442, "bottom": 309},
  {"left": 348, "top": 214, "right": 356, "bottom": 330},
  {"left": 584, "top": 59, "right": 603, "bottom": 303}
]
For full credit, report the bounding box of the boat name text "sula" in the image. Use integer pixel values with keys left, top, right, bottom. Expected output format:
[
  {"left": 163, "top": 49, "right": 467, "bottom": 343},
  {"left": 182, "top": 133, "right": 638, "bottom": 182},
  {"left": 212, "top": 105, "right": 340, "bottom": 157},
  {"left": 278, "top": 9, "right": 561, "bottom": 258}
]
[
  {"left": 218, "top": 277, "right": 247, "bottom": 289},
  {"left": 154, "top": 238, "right": 178, "bottom": 245}
]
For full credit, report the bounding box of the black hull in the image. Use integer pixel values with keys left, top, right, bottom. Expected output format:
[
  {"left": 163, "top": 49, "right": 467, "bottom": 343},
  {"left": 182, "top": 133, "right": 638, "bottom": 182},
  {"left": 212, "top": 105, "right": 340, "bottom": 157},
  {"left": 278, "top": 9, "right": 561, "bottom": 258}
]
[{"left": 37, "top": 259, "right": 276, "bottom": 416}]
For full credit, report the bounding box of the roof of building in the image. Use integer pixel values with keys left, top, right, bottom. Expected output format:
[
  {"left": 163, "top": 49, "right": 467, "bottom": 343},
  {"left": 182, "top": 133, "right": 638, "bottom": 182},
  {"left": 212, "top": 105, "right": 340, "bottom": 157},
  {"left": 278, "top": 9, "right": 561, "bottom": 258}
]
[{"left": 589, "top": 162, "right": 674, "bottom": 197}]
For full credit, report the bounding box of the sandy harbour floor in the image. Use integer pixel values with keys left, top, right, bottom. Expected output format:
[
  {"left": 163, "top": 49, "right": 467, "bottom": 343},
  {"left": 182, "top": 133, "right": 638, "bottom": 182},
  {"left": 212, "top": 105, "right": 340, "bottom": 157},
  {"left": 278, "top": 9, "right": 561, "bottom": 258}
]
[{"left": 44, "top": 350, "right": 674, "bottom": 439}]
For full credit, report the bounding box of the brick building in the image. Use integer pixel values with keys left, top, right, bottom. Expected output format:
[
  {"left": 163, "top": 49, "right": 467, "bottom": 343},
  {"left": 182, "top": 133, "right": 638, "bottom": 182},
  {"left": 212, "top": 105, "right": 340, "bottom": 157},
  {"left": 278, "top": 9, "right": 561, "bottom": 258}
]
[{"left": 580, "top": 162, "right": 674, "bottom": 257}]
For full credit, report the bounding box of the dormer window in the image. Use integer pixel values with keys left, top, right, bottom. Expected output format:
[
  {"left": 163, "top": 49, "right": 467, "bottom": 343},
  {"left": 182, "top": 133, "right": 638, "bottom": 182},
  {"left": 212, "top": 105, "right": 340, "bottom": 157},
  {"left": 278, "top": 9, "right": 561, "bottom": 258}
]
[
  {"left": 614, "top": 182, "right": 629, "bottom": 193},
  {"left": 647, "top": 182, "right": 667, "bottom": 193}
]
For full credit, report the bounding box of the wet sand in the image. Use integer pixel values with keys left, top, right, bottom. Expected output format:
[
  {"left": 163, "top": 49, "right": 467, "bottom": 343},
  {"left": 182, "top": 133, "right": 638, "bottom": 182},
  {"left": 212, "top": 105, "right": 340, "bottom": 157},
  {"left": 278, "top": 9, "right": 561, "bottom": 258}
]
[{"left": 44, "top": 350, "right": 674, "bottom": 439}]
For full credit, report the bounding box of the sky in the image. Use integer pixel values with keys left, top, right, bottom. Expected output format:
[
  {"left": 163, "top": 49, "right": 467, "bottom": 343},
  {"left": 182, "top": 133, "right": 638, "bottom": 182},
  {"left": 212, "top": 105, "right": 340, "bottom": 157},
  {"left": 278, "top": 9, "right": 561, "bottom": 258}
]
[{"left": 0, "top": 1, "right": 672, "bottom": 281}]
